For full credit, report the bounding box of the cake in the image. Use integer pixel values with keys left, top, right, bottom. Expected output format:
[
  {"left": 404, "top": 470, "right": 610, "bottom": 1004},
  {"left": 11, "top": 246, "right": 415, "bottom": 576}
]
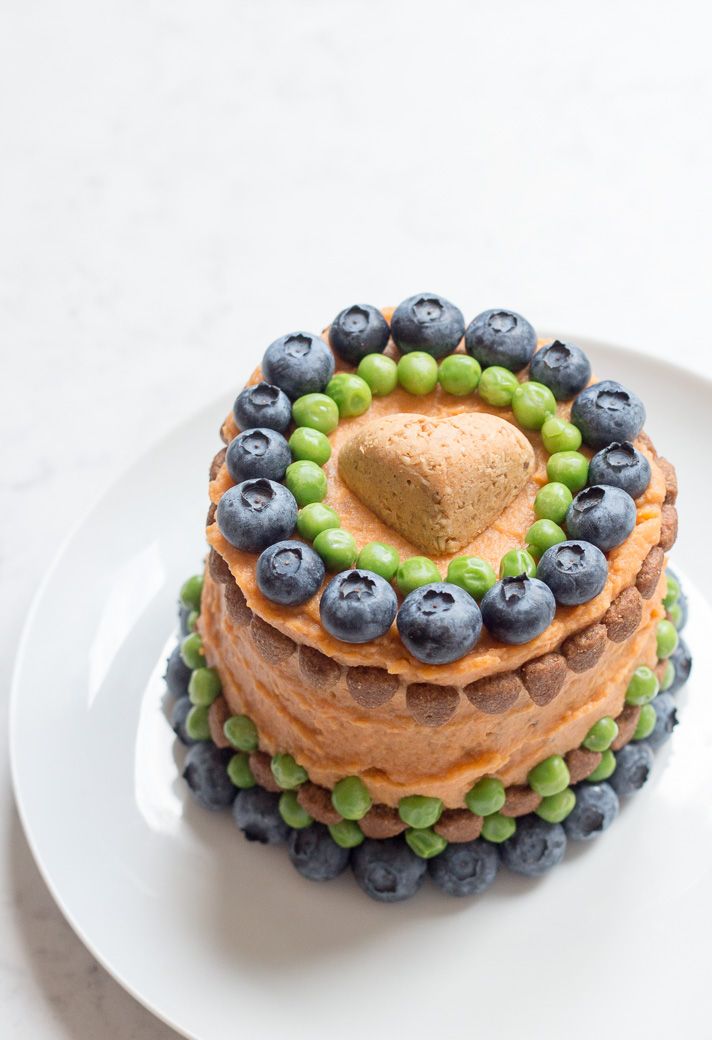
[{"left": 164, "top": 296, "right": 692, "bottom": 901}]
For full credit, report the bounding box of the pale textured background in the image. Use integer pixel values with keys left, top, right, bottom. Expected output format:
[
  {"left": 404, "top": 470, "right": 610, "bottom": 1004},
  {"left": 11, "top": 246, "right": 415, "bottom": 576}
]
[{"left": 2, "top": 1, "right": 710, "bottom": 1036}]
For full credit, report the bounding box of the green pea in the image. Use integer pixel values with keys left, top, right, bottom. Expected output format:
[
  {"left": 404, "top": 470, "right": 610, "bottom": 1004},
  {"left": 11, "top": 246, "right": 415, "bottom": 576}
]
[
  {"left": 397, "top": 351, "right": 439, "bottom": 395},
  {"left": 667, "top": 603, "right": 683, "bottom": 629},
  {"left": 499, "top": 548, "right": 537, "bottom": 579},
  {"left": 438, "top": 354, "right": 481, "bottom": 396},
  {"left": 398, "top": 795, "right": 443, "bottom": 829},
  {"left": 270, "top": 753, "right": 308, "bottom": 790},
  {"left": 180, "top": 632, "right": 205, "bottom": 670},
  {"left": 625, "top": 665, "right": 660, "bottom": 706},
  {"left": 582, "top": 716, "right": 619, "bottom": 752},
  {"left": 180, "top": 574, "right": 203, "bottom": 611},
  {"left": 188, "top": 667, "right": 221, "bottom": 707},
  {"left": 326, "top": 373, "right": 373, "bottom": 418},
  {"left": 357, "top": 353, "right": 398, "bottom": 397},
  {"left": 656, "top": 619, "right": 679, "bottom": 659},
  {"left": 534, "top": 482, "right": 573, "bottom": 524},
  {"left": 185, "top": 704, "right": 211, "bottom": 741},
  {"left": 187, "top": 609, "right": 199, "bottom": 632},
  {"left": 586, "top": 748, "right": 616, "bottom": 782},
  {"left": 227, "top": 752, "right": 256, "bottom": 788},
  {"left": 528, "top": 755, "right": 570, "bottom": 797},
  {"left": 447, "top": 556, "right": 497, "bottom": 600},
  {"left": 663, "top": 574, "right": 681, "bottom": 608},
  {"left": 313, "top": 529, "right": 358, "bottom": 572},
  {"left": 397, "top": 556, "right": 441, "bottom": 596},
  {"left": 481, "top": 812, "right": 516, "bottom": 843},
  {"left": 279, "top": 790, "right": 313, "bottom": 829},
  {"left": 297, "top": 502, "right": 341, "bottom": 541},
  {"left": 357, "top": 541, "right": 400, "bottom": 581},
  {"left": 541, "top": 415, "right": 583, "bottom": 454},
  {"left": 659, "top": 659, "right": 675, "bottom": 692},
  {"left": 478, "top": 366, "right": 519, "bottom": 407},
  {"left": 465, "top": 777, "right": 506, "bottom": 816},
  {"left": 292, "top": 393, "right": 340, "bottom": 434},
  {"left": 223, "top": 714, "right": 258, "bottom": 752},
  {"left": 546, "top": 450, "right": 590, "bottom": 492},
  {"left": 285, "top": 460, "right": 327, "bottom": 506},
  {"left": 633, "top": 703, "right": 657, "bottom": 741},
  {"left": 332, "top": 776, "right": 372, "bottom": 820},
  {"left": 328, "top": 819, "right": 364, "bottom": 848},
  {"left": 536, "top": 787, "right": 576, "bottom": 823},
  {"left": 511, "top": 381, "right": 557, "bottom": 430},
  {"left": 405, "top": 827, "right": 448, "bottom": 859},
  {"left": 526, "top": 519, "right": 566, "bottom": 559},
  {"left": 288, "top": 427, "right": 332, "bottom": 466}
]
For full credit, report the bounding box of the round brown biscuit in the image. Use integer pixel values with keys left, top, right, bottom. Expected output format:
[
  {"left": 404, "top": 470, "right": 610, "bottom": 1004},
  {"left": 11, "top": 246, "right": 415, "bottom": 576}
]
[
  {"left": 224, "top": 580, "right": 253, "bottom": 626},
  {"left": 208, "top": 696, "right": 231, "bottom": 749},
  {"left": 611, "top": 704, "right": 641, "bottom": 750},
  {"left": 209, "top": 447, "right": 227, "bottom": 481},
  {"left": 251, "top": 616, "right": 297, "bottom": 663},
  {"left": 405, "top": 683, "right": 460, "bottom": 726},
  {"left": 206, "top": 502, "right": 217, "bottom": 527},
  {"left": 657, "top": 456, "right": 678, "bottom": 505},
  {"left": 561, "top": 623, "right": 607, "bottom": 673},
  {"left": 603, "top": 586, "right": 643, "bottom": 643},
  {"left": 298, "top": 645, "right": 341, "bottom": 689},
  {"left": 565, "top": 746, "right": 603, "bottom": 784},
  {"left": 434, "top": 809, "right": 483, "bottom": 842},
  {"left": 208, "top": 547, "right": 232, "bottom": 585},
  {"left": 296, "top": 782, "right": 342, "bottom": 825},
  {"left": 359, "top": 804, "right": 407, "bottom": 839},
  {"left": 660, "top": 504, "right": 678, "bottom": 551},
  {"left": 248, "top": 750, "right": 282, "bottom": 792},
  {"left": 464, "top": 673, "right": 524, "bottom": 714},
  {"left": 219, "top": 420, "right": 231, "bottom": 445},
  {"left": 346, "top": 667, "right": 400, "bottom": 708},
  {"left": 520, "top": 653, "right": 568, "bottom": 706},
  {"left": 636, "top": 545, "right": 665, "bottom": 600},
  {"left": 500, "top": 785, "right": 542, "bottom": 817}
]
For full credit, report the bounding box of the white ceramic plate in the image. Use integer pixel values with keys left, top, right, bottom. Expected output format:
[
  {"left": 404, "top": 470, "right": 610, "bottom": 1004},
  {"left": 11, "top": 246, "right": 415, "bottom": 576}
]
[{"left": 10, "top": 342, "right": 712, "bottom": 1040}]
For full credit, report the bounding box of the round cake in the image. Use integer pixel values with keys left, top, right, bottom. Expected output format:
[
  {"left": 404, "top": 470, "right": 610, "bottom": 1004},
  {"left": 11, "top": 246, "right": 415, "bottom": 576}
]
[{"left": 165, "top": 296, "right": 691, "bottom": 900}]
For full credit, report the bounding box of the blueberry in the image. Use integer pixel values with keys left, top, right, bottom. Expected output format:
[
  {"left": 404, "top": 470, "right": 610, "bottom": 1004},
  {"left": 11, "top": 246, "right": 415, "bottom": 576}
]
[
  {"left": 674, "top": 592, "right": 689, "bottom": 633},
  {"left": 233, "top": 787, "right": 290, "bottom": 844},
  {"left": 588, "top": 442, "right": 651, "bottom": 499},
  {"left": 500, "top": 815, "right": 567, "bottom": 877},
  {"left": 465, "top": 309, "right": 536, "bottom": 372},
  {"left": 647, "top": 693, "right": 679, "bottom": 750},
  {"left": 529, "top": 340, "right": 592, "bottom": 400},
  {"left": 288, "top": 823, "right": 351, "bottom": 881},
  {"left": 256, "top": 539, "right": 325, "bottom": 606},
  {"left": 536, "top": 540, "right": 608, "bottom": 606},
  {"left": 397, "top": 582, "right": 483, "bottom": 664},
  {"left": 217, "top": 479, "right": 298, "bottom": 553},
  {"left": 178, "top": 602, "right": 192, "bottom": 637},
  {"left": 171, "top": 695, "right": 197, "bottom": 746},
  {"left": 428, "top": 839, "right": 499, "bottom": 897},
  {"left": 351, "top": 836, "right": 427, "bottom": 902},
  {"left": 571, "top": 380, "right": 646, "bottom": 450},
  {"left": 480, "top": 577, "right": 556, "bottom": 645},
  {"left": 262, "top": 332, "right": 335, "bottom": 401},
  {"left": 320, "top": 569, "right": 398, "bottom": 644},
  {"left": 563, "top": 783, "right": 619, "bottom": 841},
  {"left": 225, "top": 428, "right": 292, "bottom": 483},
  {"left": 233, "top": 382, "right": 292, "bottom": 434},
  {"left": 391, "top": 294, "right": 465, "bottom": 359},
  {"left": 329, "top": 304, "right": 390, "bottom": 364},
  {"left": 608, "top": 742, "right": 654, "bottom": 797},
  {"left": 165, "top": 643, "right": 192, "bottom": 698},
  {"left": 183, "top": 742, "right": 236, "bottom": 810},
  {"left": 566, "top": 485, "right": 637, "bottom": 552},
  {"left": 668, "top": 638, "right": 692, "bottom": 694}
]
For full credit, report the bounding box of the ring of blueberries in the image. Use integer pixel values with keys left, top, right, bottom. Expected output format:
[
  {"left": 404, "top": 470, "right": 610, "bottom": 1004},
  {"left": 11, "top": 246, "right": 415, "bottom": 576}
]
[
  {"left": 216, "top": 297, "right": 651, "bottom": 662},
  {"left": 168, "top": 566, "right": 691, "bottom": 901}
]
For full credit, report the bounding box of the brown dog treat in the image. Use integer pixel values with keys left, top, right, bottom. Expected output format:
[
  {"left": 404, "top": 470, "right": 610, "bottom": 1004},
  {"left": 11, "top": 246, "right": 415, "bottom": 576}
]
[
  {"left": 636, "top": 545, "right": 664, "bottom": 599},
  {"left": 500, "top": 785, "right": 542, "bottom": 817},
  {"left": 346, "top": 667, "right": 399, "bottom": 708},
  {"left": 208, "top": 696, "right": 231, "bottom": 749},
  {"left": 464, "top": 673, "right": 524, "bottom": 714},
  {"left": 520, "top": 653, "right": 568, "bottom": 706},
  {"left": 406, "top": 683, "right": 460, "bottom": 726},
  {"left": 206, "top": 502, "right": 217, "bottom": 527},
  {"left": 250, "top": 616, "right": 296, "bottom": 663},
  {"left": 657, "top": 456, "right": 678, "bottom": 504},
  {"left": 224, "top": 580, "right": 253, "bottom": 626},
  {"left": 654, "top": 659, "right": 670, "bottom": 685},
  {"left": 659, "top": 504, "right": 678, "bottom": 551},
  {"left": 612, "top": 704, "right": 641, "bottom": 750},
  {"left": 434, "top": 809, "right": 483, "bottom": 842},
  {"left": 298, "top": 645, "right": 341, "bottom": 689},
  {"left": 219, "top": 420, "right": 231, "bottom": 445},
  {"left": 296, "top": 782, "right": 342, "bottom": 825},
  {"left": 208, "top": 547, "right": 232, "bottom": 585},
  {"left": 603, "top": 586, "right": 643, "bottom": 643},
  {"left": 566, "top": 747, "right": 603, "bottom": 784},
  {"left": 248, "top": 751, "right": 281, "bottom": 792},
  {"left": 359, "top": 804, "right": 407, "bottom": 839},
  {"left": 209, "top": 447, "right": 227, "bottom": 481},
  {"left": 561, "top": 624, "right": 607, "bottom": 673}
]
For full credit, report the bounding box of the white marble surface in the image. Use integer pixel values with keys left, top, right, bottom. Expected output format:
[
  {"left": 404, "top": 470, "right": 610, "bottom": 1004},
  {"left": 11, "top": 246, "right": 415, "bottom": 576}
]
[{"left": 1, "top": 1, "right": 710, "bottom": 1036}]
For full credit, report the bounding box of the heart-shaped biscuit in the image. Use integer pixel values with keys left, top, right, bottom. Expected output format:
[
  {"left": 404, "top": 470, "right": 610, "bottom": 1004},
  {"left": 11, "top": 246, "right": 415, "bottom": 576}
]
[{"left": 339, "top": 412, "right": 535, "bottom": 556}]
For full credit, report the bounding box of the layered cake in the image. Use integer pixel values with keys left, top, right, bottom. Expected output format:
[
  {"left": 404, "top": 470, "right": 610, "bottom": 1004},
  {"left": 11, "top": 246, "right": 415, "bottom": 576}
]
[{"left": 164, "top": 296, "right": 692, "bottom": 901}]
